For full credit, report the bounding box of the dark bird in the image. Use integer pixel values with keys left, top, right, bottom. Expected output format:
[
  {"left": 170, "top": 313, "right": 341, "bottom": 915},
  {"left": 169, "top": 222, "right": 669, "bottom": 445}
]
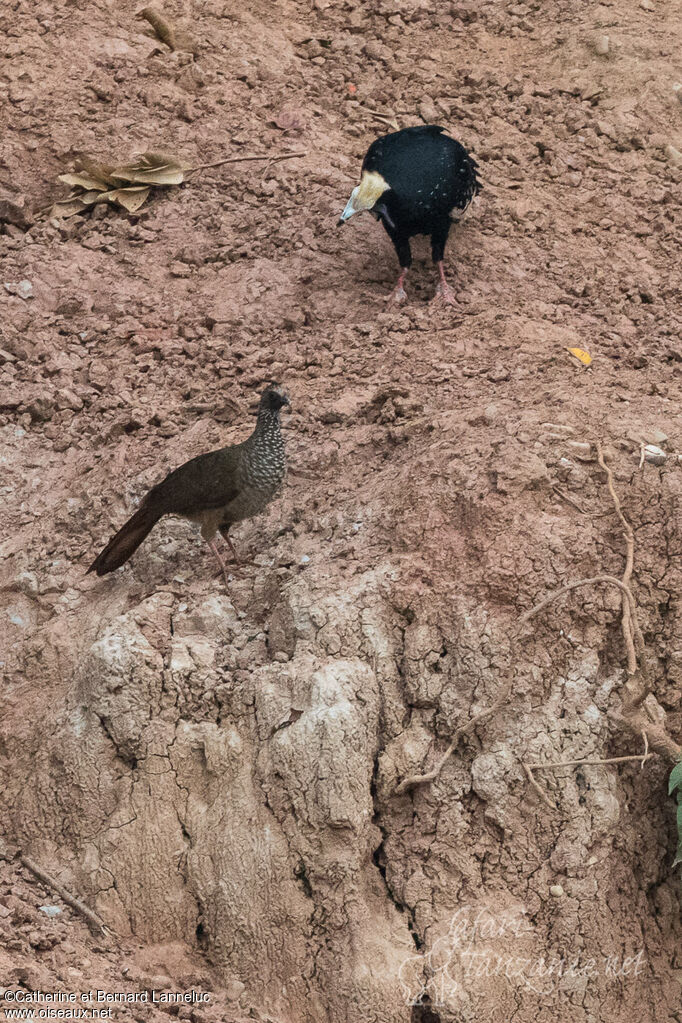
[
  {"left": 88, "top": 384, "right": 290, "bottom": 586},
  {"left": 338, "top": 125, "right": 481, "bottom": 305}
]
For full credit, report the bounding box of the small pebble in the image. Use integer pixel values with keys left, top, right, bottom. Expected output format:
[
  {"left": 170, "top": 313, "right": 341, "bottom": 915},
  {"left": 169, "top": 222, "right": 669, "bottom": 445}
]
[
  {"left": 664, "top": 144, "right": 682, "bottom": 166},
  {"left": 3, "top": 279, "right": 34, "bottom": 300},
  {"left": 594, "top": 35, "right": 610, "bottom": 55},
  {"left": 674, "top": 83, "right": 682, "bottom": 104},
  {"left": 643, "top": 444, "right": 666, "bottom": 465},
  {"left": 225, "top": 979, "right": 246, "bottom": 1001},
  {"left": 549, "top": 884, "right": 564, "bottom": 898},
  {"left": 39, "top": 905, "right": 61, "bottom": 917},
  {"left": 419, "top": 98, "right": 438, "bottom": 122}
]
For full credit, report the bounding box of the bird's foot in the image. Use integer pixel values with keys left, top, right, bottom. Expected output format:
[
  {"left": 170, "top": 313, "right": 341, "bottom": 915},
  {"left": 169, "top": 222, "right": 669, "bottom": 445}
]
[
  {"left": 431, "top": 280, "right": 459, "bottom": 306},
  {"left": 385, "top": 269, "right": 408, "bottom": 305},
  {"left": 386, "top": 284, "right": 407, "bottom": 305},
  {"left": 219, "top": 527, "right": 240, "bottom": 563},
  {"left": 213, "top": 565, "right": 241, "bottom": 584}
]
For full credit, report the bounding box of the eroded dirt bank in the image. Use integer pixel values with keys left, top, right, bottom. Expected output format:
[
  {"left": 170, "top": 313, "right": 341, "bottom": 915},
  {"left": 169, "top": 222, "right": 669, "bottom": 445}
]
[{"left": 1, "top": 0, "right": 682, "bottom": 1020}]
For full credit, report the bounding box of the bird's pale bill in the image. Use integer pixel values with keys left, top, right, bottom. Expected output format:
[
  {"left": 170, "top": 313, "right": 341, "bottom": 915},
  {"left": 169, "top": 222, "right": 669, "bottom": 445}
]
[{"left": 338, "top": 170, "right": 389, "bottom": 224}]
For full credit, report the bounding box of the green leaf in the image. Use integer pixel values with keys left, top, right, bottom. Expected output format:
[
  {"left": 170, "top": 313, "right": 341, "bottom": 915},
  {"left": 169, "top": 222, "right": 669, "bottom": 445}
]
[
  {"left": 668, "top": 760, "right": 682, "bottom": 796},
  {"left": 674, "top": 804, "right": 682, "bottom": 867}
]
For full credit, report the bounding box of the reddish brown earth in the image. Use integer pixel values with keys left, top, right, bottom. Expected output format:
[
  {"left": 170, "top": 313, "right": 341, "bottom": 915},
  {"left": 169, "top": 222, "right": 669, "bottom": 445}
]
[{"left": 1, "top": 0, "right": 682, "bottom": 1021}]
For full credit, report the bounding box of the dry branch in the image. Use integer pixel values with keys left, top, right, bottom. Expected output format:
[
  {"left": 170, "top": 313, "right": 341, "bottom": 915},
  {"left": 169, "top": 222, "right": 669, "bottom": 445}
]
[
  {"left": 395, "top": 674, "right": 513, "bottom": 795},
  {"left": 20, "top": 854, "right": 109, "bottom": 937},
  {"left": 595, "top": 441, "right": 644, "bottom": 660},
  {"left": 186, "top": 151, "right": 306, "bottom": 175},
  {"left": 519, "top": 573, "right": 638, "bottom": 673},
  {"left": 527, "top": 753, "right": 655, "bottom": 770},
  {"left": 552, "top": 485, "right": 585, "bottom": 513},
  {"left": 393, "top": 438, "right": 676, "bottom": 798},
  {"left": 612, "top": 712, "right": 681, "bottom": 763},
  {"left": 522, "top": 762, "right": 555, "bottom": 809},
  {"left": 523, "top": 739, "right": 656, "bottom": 809}
]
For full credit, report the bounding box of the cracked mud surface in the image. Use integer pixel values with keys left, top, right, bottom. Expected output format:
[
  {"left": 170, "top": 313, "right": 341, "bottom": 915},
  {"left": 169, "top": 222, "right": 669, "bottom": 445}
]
[{"left": 1, "top": 0, "right": 682, "bottom": 1020}]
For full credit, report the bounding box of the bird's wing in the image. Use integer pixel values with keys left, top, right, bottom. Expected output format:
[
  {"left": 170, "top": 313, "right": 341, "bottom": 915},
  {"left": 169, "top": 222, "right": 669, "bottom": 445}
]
[
  {"left": 362, "top": 125, "right": 447, "bottom": 170},
  {"left": 143, "top": 445, "right": 244, "bottom": 517}
]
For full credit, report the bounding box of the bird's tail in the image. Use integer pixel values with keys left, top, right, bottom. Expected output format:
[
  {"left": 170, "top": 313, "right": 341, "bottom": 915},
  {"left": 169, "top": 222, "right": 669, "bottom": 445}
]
[{"left": 87, "top": 504, "right": 161, "bottom": 576}]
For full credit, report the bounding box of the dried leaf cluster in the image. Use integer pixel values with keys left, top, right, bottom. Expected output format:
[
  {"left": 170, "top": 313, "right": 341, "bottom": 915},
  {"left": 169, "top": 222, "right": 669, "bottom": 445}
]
[{"left": 49, "top": 152, "right": 185, "bottom": 218}]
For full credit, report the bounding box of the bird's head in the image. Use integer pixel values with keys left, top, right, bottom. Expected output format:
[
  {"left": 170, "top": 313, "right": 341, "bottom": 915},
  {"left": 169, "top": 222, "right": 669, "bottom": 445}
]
[
  {"left": 259, "top": 382, "right": 291, "bottom": 413},
  {"left": 338, "top": 170, "right": 390, "bottom": 225}
]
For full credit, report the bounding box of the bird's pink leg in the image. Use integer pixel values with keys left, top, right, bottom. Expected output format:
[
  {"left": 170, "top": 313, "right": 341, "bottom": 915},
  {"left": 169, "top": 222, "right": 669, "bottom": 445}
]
[
  {"left": 432, "top": 262, "right": 458, "bottom": 305},
  {"left": 219, "top": 526, "right": 239, "bottom": 562},
  {"left": 219, "top": 525, "right": 256, "bottom": 569},
  {"left": 386, "top": 268, "right": 408, "bottom": 304},
  {"left": 207, "top": 538, "right": 231, "bottom": 588}
]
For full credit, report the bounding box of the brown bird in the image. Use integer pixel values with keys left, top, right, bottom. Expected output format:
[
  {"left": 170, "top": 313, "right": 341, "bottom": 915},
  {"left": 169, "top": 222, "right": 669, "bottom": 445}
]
[{"left": 88, "top": 383, "right": 290, "bottom": 586}]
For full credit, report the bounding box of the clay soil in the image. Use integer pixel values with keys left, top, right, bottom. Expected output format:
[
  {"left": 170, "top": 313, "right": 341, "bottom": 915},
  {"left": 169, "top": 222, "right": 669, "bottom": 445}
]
[{"left": 1, "top": 0, "right": 682, "bottom": 1021}]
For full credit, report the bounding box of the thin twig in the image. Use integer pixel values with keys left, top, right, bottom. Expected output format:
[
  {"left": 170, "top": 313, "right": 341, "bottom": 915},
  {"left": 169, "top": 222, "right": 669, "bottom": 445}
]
[
  {"left": 641, "top": 730, "right": 649, "bottom": 769},
  {"left": 20, "top": 854, "right": 109, "bottom": 937},
  {"left": 186, "top": 151, "right": 306, "bottom": 174},
  {"left": 612, "top": 712, "right": 682, "bottom": 763},
  {"left": 523, "top": 762, "right": 555, "bottom": 809},
  {"left": 552, "top": 485, "right": 585, "bottom": 513},
  {"left": 524, "top": 738, "right": 655, "bottom": 808},
  {"left": 395, "top": 675, "right": 513, "bottom": 795},
  {"left": 519, "top": 573, "right": 639, "bottom": 676},
  {"left": 395, "top": 574, "right": 639, "bottom": 795},
  {"left": 595, "top": 441, "right": 644, "bottom": 660},
  {"left": 393, "top": 446, "right": 657, "bottom": 798},
  {"left": 527, "top": 753, "right": 655, "bottom": 770}
]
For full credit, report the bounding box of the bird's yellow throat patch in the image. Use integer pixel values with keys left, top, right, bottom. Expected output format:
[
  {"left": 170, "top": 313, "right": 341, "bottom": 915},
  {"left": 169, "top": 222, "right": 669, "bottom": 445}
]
[{"left": 354, "top": 170, "right": 389, "bottom": 211}]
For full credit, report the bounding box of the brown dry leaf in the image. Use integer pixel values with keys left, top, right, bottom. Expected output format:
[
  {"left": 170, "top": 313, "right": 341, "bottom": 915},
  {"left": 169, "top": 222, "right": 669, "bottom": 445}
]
[
  {"left": 136, "top": 6, "right": 196, "bottom": 53},
  {"left": 57, "top": 173, "right": 109, "bottom": 192},
  {"left": 103, "top": 187, "right": 151, "bottom": 212},
  {"left": 111, "top": 154, "right": 184, "bottom": 186},
  {"left": 49, "top": 198, "right": 89, "bottom": 219},
  {"left": 138, "top": 6, "right": 177, "bottom": 50},
  {"left": 77, "top": 158, "right": 118, "bottom": 186},
  {"left": 78, "top": 190, "right": 109, "bottom": 205},
  {"left": 144, "top": 150, "right": 186, "bottom": 168}
]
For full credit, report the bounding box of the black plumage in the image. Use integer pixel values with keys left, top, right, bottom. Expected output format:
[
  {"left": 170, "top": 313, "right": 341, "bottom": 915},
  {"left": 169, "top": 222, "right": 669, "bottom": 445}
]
[{"left": 339, "top": 125, "right": 481, "bottom": 304}]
